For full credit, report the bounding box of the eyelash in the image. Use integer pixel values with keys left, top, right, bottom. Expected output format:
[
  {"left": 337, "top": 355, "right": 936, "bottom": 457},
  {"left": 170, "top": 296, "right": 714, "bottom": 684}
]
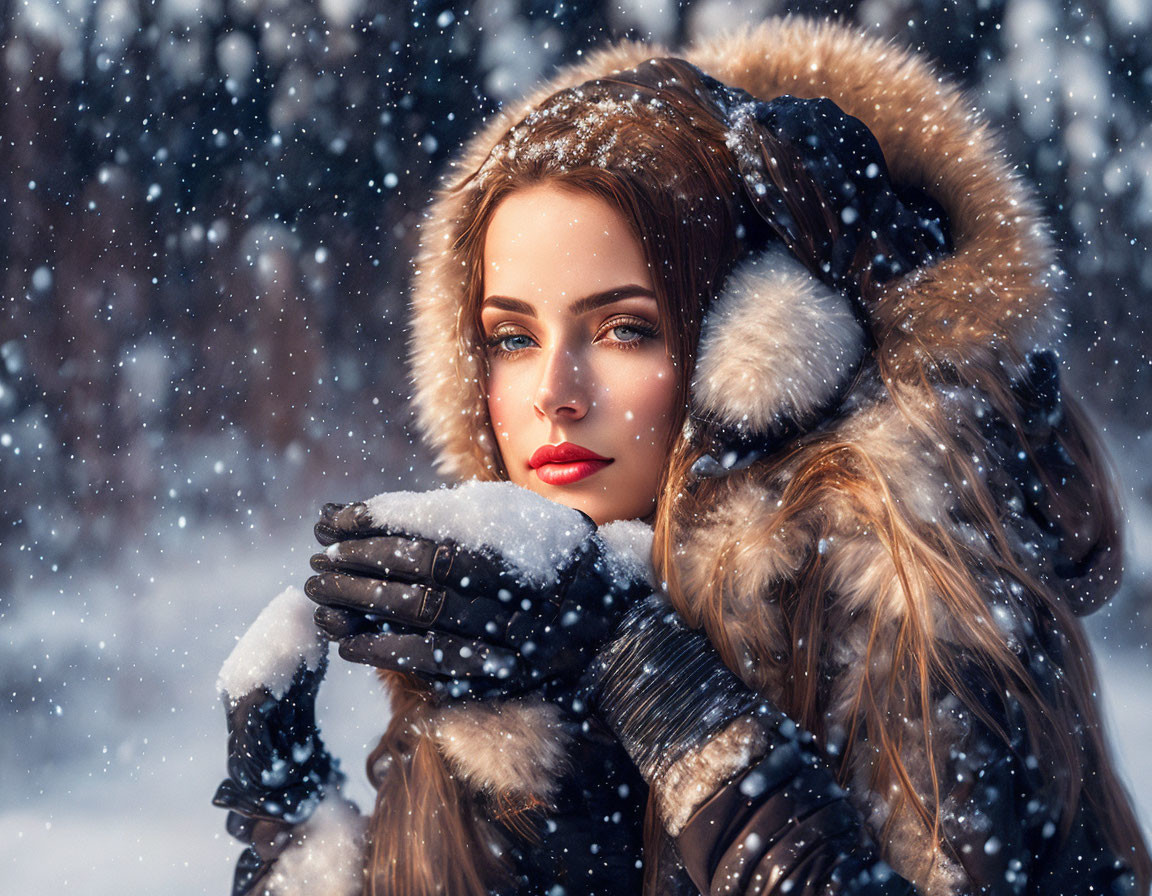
[
  {"left": 485, "top": 330, "right": 534, "bottom": 359},
  {"left": 598, "top": 316, "right": 661, "bottom": 348},
  {"left": 484, "top": 316, "right": 660, "bottom": 359}
]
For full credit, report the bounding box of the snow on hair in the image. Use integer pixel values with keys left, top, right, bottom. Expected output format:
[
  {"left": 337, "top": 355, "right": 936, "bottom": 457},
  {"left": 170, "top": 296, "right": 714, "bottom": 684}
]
[
  {"left": 691, "top": 246, "right": 865, "bottom": 435},
  {"left": 216, "top": 587, "right": 327, "bottom": 701}
]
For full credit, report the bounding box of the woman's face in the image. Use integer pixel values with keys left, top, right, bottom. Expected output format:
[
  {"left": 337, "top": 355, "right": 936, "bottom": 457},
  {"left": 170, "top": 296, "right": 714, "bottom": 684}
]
[{"left": 480, "top": 184, "right": 680, "bottom": 525}]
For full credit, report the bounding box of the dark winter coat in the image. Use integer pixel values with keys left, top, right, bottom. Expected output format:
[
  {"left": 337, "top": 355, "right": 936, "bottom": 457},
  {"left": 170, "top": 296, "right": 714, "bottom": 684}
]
[
  {"left": 401, "top": 17, "right": 1141, "bottom": 896},
  {"left": 243, "top": 18, "right": 1142, "bottom": 896}
]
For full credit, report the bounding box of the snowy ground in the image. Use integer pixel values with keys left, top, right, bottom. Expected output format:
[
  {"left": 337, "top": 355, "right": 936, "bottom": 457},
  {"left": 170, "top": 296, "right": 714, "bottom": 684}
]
[{"left": 1, "top": 513, "right": 1149, "bottom": 895}]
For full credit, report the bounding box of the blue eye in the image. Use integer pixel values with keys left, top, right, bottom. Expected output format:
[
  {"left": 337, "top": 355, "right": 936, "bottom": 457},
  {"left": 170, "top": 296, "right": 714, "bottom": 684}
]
[
  {"left": 599, "top": 316, "right": 659, "bottom": 347},
  {"left": 486, "top": 329, "right": 536, "bottom": 356},
  {"left": 611, "top": 324, "right": 646, "bottom": 343},
  {"left": 500, "top": 334, "right": 534, "bottom": 351}
]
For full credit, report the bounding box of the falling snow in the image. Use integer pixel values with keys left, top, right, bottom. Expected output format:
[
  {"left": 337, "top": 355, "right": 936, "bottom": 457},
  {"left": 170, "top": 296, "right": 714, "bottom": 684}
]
[{"left": 2, "top": 0, "right": 1152, "bottom": 892}]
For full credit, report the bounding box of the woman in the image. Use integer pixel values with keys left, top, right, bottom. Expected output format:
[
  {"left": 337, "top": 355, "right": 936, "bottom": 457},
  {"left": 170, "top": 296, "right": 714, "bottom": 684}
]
[{"left": 213, "top": 17, "right": 1150, "bottom": 896}]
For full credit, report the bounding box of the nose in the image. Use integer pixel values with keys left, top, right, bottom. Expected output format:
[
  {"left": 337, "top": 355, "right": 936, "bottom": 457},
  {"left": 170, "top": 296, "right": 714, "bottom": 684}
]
[{"left": 533, "top": 345, "right": 589, "bottom": 421}]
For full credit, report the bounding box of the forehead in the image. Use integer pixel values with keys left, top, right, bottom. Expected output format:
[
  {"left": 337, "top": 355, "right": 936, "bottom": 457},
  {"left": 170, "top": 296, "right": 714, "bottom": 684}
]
[{"left": 482, "top": 185, "right": 651, "bottom": 307}]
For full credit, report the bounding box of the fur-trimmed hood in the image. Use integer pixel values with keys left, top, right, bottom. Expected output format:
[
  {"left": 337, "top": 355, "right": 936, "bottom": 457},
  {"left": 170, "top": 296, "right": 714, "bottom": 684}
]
[
  {"left": 409, "top": 16, "right": 1059, "bottom": 483},
  {"left": 398, "top": 19, "right": 1126, "bottom": 895}
]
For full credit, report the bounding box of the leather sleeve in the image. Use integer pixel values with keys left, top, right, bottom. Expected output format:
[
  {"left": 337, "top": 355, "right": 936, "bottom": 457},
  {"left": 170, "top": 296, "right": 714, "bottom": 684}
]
[
  {"left": 672, "top": 666, "right": 1139, "bottom": 896},
  {"left": 590, "top": 597, "right": 1138, "bottom": 896},
  {"left": 671, "top": 725, "right": 913, "bottom": 896},
  {"left": 586, "top": 595, "right": 916, "bottom": 895}
]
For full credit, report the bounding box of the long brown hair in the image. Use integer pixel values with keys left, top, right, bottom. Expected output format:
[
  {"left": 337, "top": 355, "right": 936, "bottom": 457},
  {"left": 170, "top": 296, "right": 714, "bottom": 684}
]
[
  {"left": 364, "top": 60, "right": 753, "bottom": 895},
  {"left": 372, "top": 56, "right": 1151, "bottom": 893},
  {"left": 651, "top": 198, "right": 1150, "bottom": 891},
  {"left": 655, "top": 366, "right": 1149, "bottom": 886}
]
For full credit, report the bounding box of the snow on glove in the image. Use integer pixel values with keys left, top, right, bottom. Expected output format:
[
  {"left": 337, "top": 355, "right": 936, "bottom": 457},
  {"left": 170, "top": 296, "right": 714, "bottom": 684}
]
[
  {"left": 304, "top": 481, "right": 655, "bottom": 700},
  {"left": 214, "top": 588, "right": 347, "bottom": 896}
]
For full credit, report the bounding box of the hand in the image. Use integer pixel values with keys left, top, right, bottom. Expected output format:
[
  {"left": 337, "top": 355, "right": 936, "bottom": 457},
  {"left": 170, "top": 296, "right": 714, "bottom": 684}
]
[
  {"left": 214, "top": 648, "right": 343, "bottom": 896},
  {"left": 303, "top": 482, "right": 654, "bottom": 699},
  {"left": 213, "top": 659, "right": 340, "bottom": 824}
]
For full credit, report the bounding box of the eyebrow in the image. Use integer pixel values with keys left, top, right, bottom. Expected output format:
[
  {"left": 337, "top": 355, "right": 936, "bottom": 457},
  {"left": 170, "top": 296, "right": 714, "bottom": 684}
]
[{"left": 481, "top": 285, "right": 657, "bottom": 318}]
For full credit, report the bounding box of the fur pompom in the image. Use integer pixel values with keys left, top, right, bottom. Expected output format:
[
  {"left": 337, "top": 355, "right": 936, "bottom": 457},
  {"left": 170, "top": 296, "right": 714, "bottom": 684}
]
[{"left": 692, "top": 248, "right": 865, "bottom": 435}]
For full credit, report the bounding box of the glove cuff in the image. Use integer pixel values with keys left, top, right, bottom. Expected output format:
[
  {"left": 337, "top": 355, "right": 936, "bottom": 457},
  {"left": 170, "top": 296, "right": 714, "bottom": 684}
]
[
  {"left": 226, "top": 791, "right": 365, "bottom": 896},
  {"left": 257, "top": 794, "right": 366, "bottom": 896},
  {"left": 586, "top": 593, "right": 759, "bottom": 784},
  {"left": 591, "top": 519, "right": 656, "bottom": 588},
  {"left": 218, "top": 587, "right": 327, "bottom": 703}
]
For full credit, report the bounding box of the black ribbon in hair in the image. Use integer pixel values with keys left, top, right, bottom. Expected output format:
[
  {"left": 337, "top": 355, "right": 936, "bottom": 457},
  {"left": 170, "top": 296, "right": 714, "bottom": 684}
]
[{"left": 703, "top": 75, "right": 953, "bottom": 300}]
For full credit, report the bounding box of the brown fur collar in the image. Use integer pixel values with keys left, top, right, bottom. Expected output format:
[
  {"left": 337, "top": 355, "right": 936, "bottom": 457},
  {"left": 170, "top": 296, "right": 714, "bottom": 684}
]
[
  {"left": 409, "top": 17, "right": 1059, "bottom": 482},
  {"left": 431, "top": 698, "right": 571, "bottom": 805}
]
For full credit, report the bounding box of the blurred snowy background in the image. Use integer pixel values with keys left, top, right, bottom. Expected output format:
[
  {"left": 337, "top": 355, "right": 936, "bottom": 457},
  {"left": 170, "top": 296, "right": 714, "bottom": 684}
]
[{"left": 1, "top": 0, "right": 1149, "bottom": 892}]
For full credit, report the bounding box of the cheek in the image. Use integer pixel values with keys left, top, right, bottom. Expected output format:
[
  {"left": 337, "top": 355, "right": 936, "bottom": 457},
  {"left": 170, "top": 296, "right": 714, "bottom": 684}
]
[
  {"left": 486, "top": 367, "right": 530, "bottom": 439},
  {"left": 612, "top": 358, "right": 680, "bottom": 446}
]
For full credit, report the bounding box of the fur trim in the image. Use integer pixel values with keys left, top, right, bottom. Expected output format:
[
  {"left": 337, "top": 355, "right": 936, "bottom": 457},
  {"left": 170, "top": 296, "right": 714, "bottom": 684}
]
[
  {"left": 692, "top": 247, "right": 865, "bottom": 434},
  {"left": 827, "top": 630, "right": 970, "bottom": 895},
  {"left": 671, "top": 475, "right": 808, "bottom": 696},
  {"left": 266, "top": 794, "right": 367, "bottom": 896},
  {"left": 595, "top": 518, "right": 656, "bottom": 588},
  {"left": 433, "top": 698, "right": 571, "bottom": 804},
  {"left": 656, "top": 715, "right": 768, "bottom": 837},
  {"left": 411, "top": 18, "right": 1061, "bottom": 481},
  {"left": 689, "top": 22, "right": 1062, "bottom": 381},
  {"left": 218, "top": 587, "right": 326, "bottom": 702}
]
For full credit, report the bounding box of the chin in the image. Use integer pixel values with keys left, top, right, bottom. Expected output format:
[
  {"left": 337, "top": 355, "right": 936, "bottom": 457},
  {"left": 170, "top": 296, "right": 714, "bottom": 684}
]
[{"left": 543, "top": 487, "right": 653, "bottom": 526}]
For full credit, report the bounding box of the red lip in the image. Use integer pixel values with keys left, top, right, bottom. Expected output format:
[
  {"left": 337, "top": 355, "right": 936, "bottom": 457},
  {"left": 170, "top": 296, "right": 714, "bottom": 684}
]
[
  {"left": 529, "top": 442, "right": 612, "bottom": 468},
  {"left": 529, "top": 442, "right": 613, "bottom": 486}
]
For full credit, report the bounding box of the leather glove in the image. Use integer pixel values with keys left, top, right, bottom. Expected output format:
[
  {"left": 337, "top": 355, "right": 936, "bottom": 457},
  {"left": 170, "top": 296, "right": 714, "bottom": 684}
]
[
  {"left": 213, "top": 588, "right": 345, "bottom": 896},
  {"left": 304, "top": 484, "right": 655, "bottom": 893},
  {"left": 303, "top": 481, "right": 654, "bottom": 700},
  {"left": 213, "top": 661, "right": 339, "bottom": 825}
]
